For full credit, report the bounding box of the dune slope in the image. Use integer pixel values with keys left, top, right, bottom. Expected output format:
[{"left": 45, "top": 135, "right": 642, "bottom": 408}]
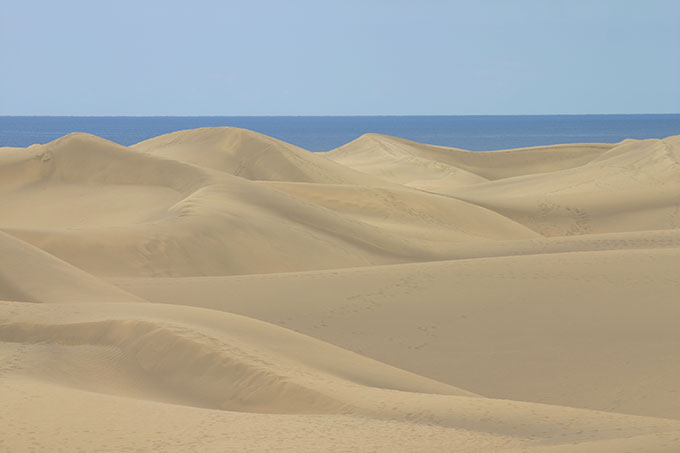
[
  {"left": 3, "top": 300, "right": 680, "bottom": 452},
  {"left": 116, "top": 246, "right": 680, "bottom": 420}
]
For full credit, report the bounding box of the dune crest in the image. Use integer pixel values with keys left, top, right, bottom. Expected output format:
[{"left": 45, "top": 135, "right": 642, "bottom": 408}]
[
  {"left": 327, "top": 133, "right": 614, "bottom": 181},
  {"left": 2, "top": 127, "right": 679, "bottom": 451},
  {"left": 131, "top": 127, "right": 381, "bottom": 185}
]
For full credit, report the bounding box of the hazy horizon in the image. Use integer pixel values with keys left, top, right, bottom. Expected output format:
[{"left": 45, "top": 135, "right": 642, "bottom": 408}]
[{"left": 3, "top": 113, "right": 679, "bottom": 118}]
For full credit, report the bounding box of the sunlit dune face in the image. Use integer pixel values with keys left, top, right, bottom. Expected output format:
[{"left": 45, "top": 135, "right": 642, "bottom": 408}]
[{"left": 0, "top": 183, "right": 181, "bottom": 229}]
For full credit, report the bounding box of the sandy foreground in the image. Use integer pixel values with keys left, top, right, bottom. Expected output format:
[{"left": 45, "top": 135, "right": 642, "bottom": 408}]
[{"left": 1, "top": 127, "right": 679, "bottom": 452}]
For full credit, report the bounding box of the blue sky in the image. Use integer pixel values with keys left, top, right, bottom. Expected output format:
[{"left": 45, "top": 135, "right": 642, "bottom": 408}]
[{"left": 1, "top": 0, "right": 678, "bottom": 115}]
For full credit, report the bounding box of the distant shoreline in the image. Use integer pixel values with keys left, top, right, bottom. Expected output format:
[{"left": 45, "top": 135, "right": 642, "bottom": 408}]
[{"left": 2, "top": 114, "right": 679, "bottom": 151}]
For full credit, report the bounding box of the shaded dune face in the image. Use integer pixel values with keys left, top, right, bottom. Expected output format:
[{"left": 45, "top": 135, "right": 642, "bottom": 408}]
[
  {"left": 0, "top": 318, "right": 349, "bottom": 414},
  {"left": 0, "top": 303, "right": 470, "bottom": 414},
  {"left": 2, "top": 128, "right": 680, "bottom": 452},
  {"left": 0, "top": 231, "right": 143, "bottom": 303}
]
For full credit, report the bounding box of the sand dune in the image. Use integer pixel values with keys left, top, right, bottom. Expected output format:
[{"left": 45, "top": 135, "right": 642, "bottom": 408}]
[
  {"left": 3, "top": 300, "right": 680, "bottom": 452},
  {"left": 0, "top": 302, "right": 472, "bottom": 412},
  {"left": 330, "top": 134, "right": 680, "bottom": 236},
  {"left": 115, "top": 246, "right": 680, "bottom": 420},
  {"left": 445, "top": 136, "right": 680, "bottom": 235},
  {"left": 2, "top": 127, "right": 679, "bottom": 451},
  {"left": 131, "top": 127, "right": 380, "bottom": 185},
  {"left": 1, "top": 132, "right": 536, "bottom": 277},
  {"left": 327, "top": 133, "right": 614, "bottom": 181}
]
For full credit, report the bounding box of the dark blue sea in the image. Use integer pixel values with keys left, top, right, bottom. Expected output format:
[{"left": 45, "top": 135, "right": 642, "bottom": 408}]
[{"left": 1, "top": 115, "right": 678, "bottom": 152}]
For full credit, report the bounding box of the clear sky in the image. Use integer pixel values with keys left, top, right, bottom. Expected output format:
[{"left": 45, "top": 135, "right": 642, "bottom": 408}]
[{"left": 1, "top": 0, "right": 678, "bottom": 116}]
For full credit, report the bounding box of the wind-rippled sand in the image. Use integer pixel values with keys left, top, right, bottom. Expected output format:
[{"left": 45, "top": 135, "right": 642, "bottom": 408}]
[{"left": 1, "top": 127, "right": 680, "bottom": 452}]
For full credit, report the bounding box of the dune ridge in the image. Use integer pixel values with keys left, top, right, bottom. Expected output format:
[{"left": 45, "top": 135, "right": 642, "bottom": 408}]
[
  {"left": 327, "top": 133, "right": 614, "bottom": 181},
  {"left": 131, "top": 127, "right": 381, "bottom": 185},
  {"left": 1, "top": 127, "right": 679, "bottom": 451},
  {"left": 0, "top": 230, "right": 144, "bottom": 304}
]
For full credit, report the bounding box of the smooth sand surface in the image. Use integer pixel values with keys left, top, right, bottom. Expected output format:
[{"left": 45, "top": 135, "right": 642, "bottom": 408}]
[{"left": 2, "top": 127, "right": 679, "bottom": 451}]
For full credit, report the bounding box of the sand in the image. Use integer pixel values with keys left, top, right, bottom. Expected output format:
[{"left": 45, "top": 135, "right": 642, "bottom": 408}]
[{"left": 1, "top": 127, "right": 679, "bottom": 452}]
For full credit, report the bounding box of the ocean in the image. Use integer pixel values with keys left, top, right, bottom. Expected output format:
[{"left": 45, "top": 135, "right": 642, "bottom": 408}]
[{"left": 1, "top": 114, "right": 678, "bottom": 152}]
